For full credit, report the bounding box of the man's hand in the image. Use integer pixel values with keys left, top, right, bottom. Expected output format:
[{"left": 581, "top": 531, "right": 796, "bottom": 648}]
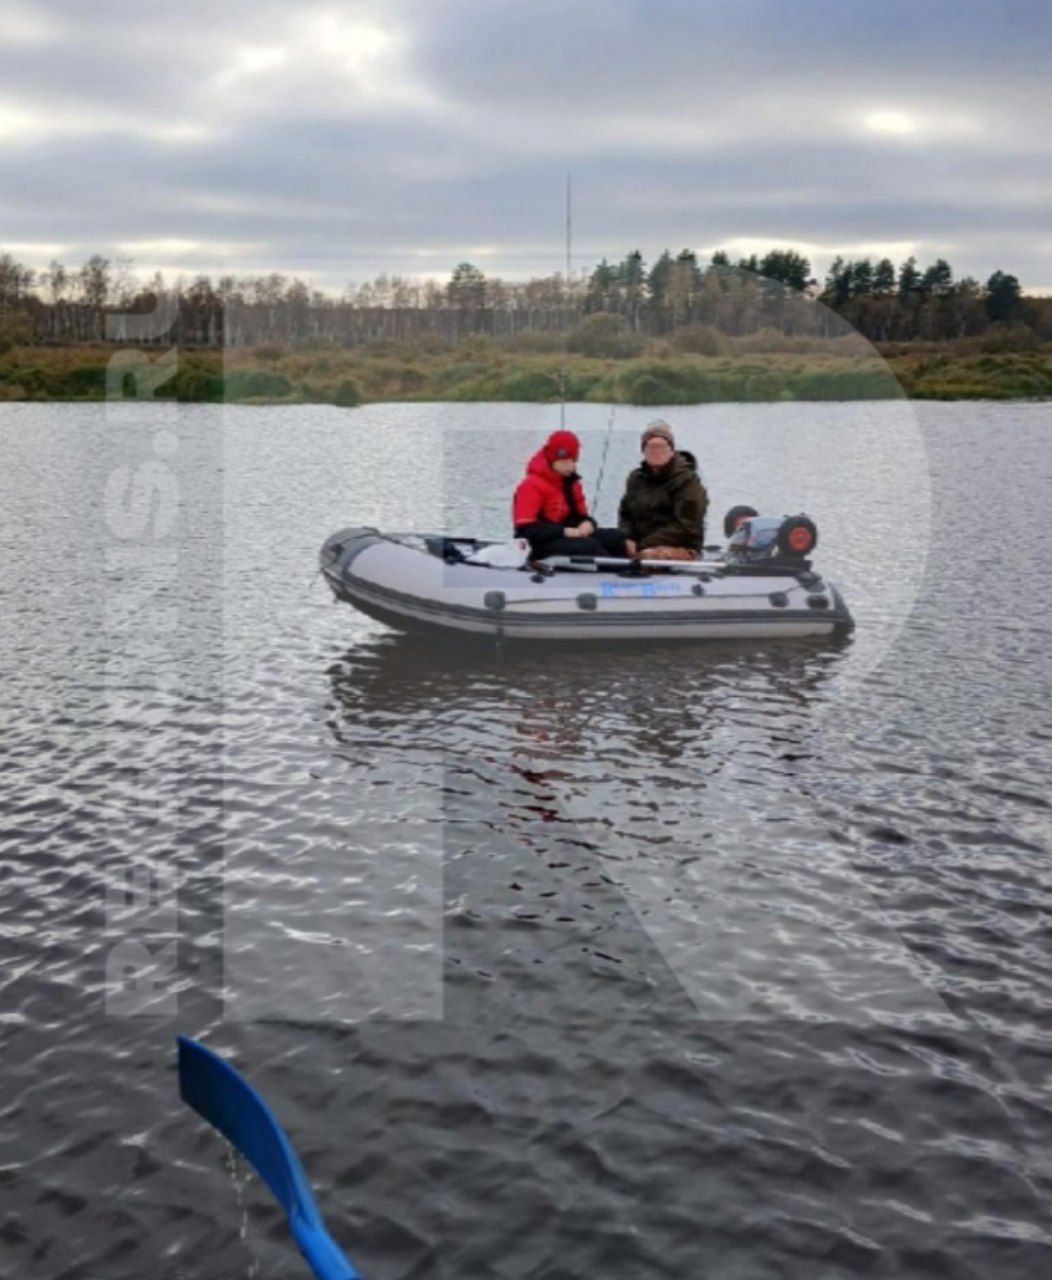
[
  {"left": 578, "top": 519, "right": 596, "bottom": 536},
  {"left": 625, "top": 539, "right": 638, "bottom": 557},
  {"left": 564, "top": 526, "right": 584, "bottom": 539}
]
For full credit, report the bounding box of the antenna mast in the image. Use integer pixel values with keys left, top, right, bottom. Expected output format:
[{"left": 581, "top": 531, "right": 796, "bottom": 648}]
[
  {"left": 560, "top": 170, "right": 575, "bottom": 432},
  {"left": 565, "top": 172, "right": 572, "bottom": 283},
  {"left": 560, "top": 173, "right": 573, "bottom": 429}
]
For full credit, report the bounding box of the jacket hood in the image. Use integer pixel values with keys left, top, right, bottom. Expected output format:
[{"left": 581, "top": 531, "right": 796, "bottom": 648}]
[
  {"left": 635, "top": 451, "right": 695, "bottom": 488},
  {"left": 526, "top": 449, "right": 577, "bottom": 481}
]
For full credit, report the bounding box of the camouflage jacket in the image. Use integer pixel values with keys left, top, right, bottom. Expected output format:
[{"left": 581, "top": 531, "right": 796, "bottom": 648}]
[{"left": 617, "top": 453, "right": 708, "bottom": 551}]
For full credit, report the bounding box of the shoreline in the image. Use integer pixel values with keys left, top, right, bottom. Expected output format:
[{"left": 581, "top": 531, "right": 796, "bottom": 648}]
[
  {"left": 1, "top": 340, "right": 1050, "bottom": 405},
  {"left": 2, "top": 392, "right": 1049, "bottom": 408}
]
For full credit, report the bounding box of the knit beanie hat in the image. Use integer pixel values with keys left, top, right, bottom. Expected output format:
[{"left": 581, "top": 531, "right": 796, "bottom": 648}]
[
  {"left": 640, "top": 419, "right": 675, "bottom": 450},
  {"left": 543, "top": 429, "right": 580, "bottom": 463}
]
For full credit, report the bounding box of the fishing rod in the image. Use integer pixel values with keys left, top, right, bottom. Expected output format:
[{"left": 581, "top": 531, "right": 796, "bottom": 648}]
[{"left": 591, "top": 395, "right": 617, "bottom": 520}]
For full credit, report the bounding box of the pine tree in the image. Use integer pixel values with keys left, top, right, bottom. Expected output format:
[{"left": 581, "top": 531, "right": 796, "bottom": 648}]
[
  {"left": 984, "top": 270, "right": 1023, "bottom": 323},
  {"left": 618, "top": 250, "right": 646, "bottom": 327},
  {"left": 759, "top": 249, "right": 811, "bottom": 291},
  {"left": 823, "top": 256, "right": 852, "bottom": 308},
  {"left": 647, "top": 250, "right": 674, "bottom": 309},
  {"left": 919, "top": 258, "right": 953, "bottom": 299},
  {"left": 897, "top": 256, "right": 921, "bottom": 300},
  {"left": 667, "top": 250, "right": 701, "bottom": 325},
  {"left": 446, "top": 262, "right": 487, "bottom": 309},
  {"left": 850, "top": 259, "right": 875, "bottom": 296},
  {"left": 873, "top": 258, "right": 896, "bottom": 296}
]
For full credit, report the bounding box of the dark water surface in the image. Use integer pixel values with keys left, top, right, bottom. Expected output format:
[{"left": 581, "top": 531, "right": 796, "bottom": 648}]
[{"left": 1, "top": 400, "right": 1050, "bottom": 1279}]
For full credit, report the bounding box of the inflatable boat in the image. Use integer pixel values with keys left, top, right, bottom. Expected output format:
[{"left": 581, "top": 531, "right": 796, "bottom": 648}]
[{"left": 319, "top": 509, "right": 854, "bottom": 643}]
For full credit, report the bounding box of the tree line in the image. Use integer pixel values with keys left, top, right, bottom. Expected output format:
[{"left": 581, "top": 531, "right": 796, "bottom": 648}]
[
  {"left": 581, "top": 248, "right": 1037, "bottom": 342},
  {"left": 0, "top": 244, "right": 1046, "bottom": 350}
]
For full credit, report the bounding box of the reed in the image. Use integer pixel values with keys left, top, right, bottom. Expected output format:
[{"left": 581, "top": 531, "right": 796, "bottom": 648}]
[{"left": 1, "top": 337, "right": 1050, "bottom": 404}]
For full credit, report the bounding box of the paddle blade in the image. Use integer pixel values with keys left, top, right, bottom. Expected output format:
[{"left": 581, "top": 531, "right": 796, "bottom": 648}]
[{"left": 177, "top": 1036, "right": 360, "bottom": 1280}]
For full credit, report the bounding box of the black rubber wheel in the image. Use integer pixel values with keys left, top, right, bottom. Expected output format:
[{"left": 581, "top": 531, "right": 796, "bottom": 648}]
[
  {"left": 777, "top": 515, "right": 818, "bottom": 558},
  {"left": 723, "top": 504, "right": 759, "bottom": 538}
]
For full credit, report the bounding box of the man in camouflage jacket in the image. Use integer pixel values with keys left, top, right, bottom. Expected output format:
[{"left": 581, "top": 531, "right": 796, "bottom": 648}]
[{"left": 617, "top": 420, "right": 708, "bottom": 558}]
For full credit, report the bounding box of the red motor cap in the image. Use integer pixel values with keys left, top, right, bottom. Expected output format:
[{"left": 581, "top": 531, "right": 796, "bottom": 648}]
[
  {"left": 778, "top": 515, "right": 819, "bottom": 558},
  {"left": 786, "top": 524, "right": 814, "bottom": 552}
]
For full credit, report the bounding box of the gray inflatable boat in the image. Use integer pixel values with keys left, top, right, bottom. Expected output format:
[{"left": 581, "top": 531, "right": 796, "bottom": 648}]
[{"left": 319, "top": 514, "right": 854, "bottom": 643}]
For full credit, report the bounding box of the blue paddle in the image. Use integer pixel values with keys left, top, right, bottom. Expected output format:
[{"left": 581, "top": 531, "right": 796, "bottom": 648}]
[{"left": 176, "top": 1035, "right": 361, "bottom": 1280}]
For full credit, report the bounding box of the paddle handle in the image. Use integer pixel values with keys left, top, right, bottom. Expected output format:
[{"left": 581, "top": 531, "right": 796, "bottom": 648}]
[{"left": 292, "top": 1215, "right": 362, "bottom": 1280}]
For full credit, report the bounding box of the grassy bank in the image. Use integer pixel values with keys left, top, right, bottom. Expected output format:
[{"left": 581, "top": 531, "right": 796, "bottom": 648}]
[{"left": 2, "top": 333, "right": 1051, "bottom": 405}]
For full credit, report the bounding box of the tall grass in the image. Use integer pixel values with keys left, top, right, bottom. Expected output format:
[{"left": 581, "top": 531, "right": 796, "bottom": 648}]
[{"left": 1, "top": 335, "right": 1050, "bottom": 404}]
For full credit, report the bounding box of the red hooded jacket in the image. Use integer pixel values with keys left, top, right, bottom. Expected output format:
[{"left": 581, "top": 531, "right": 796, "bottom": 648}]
[{"left": 512, "top": 449, "right": 591, "bottom": 532}]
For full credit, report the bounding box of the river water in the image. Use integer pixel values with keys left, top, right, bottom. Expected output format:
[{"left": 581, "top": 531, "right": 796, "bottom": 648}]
[{"left": 1, "top": 399, "right": 1050, "bottom": 1279}]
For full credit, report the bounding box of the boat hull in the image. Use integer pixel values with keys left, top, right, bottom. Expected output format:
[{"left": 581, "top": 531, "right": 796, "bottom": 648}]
[{"left": 320, "top": 527, "right": 854, "bottom": 643}]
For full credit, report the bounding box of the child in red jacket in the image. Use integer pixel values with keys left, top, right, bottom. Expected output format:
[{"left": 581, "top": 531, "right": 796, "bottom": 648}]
[{"left": 512, "top": 430, "right": 631, "bottom": 560}]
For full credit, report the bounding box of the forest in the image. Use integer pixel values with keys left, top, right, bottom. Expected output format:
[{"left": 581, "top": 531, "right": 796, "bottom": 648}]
[
  {"left": 0, "top": 247, "right": 1045, "bottom": 350},
  {"left": 0, "top": 246, "right": 1049, "bottom": 404}
]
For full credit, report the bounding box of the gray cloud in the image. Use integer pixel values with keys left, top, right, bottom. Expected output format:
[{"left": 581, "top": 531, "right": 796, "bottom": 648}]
[{"left": 1, "top": 0, "right": 1051, "bottom": 289}]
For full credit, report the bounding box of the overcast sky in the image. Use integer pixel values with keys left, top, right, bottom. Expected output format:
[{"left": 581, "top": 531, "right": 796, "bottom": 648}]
[{"left": 2, "top": 0, "right": 1050, "bottom": 292}]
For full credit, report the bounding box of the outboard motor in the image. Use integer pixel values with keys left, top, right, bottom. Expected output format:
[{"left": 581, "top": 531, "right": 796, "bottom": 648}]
[{"left": 727, "top": 513, "right": 819, "bottom": 563}]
